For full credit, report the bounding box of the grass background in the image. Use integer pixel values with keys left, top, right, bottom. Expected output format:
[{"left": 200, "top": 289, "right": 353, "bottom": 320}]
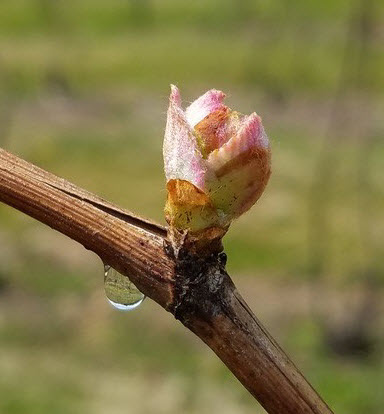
[{"left": 0, "top": 0, "right": 383, "bottom": 413}]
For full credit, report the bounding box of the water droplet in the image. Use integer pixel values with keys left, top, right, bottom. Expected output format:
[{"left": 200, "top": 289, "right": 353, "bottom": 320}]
[{"left": 104, "top": 264, "right": 145, "bottom": 311}]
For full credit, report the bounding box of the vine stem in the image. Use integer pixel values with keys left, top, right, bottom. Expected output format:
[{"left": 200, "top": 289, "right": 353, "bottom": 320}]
[{"left": 0, "top": 148, "right": 333, "bottom": 414}]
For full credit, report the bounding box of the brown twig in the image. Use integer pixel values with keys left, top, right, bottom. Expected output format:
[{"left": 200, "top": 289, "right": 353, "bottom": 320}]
[{"left": 0, "top": 148, "right": 333, "bottom": 414}]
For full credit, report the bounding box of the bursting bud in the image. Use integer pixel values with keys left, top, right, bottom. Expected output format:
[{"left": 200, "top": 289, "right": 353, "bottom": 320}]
[{"left": 163, "top": 85, "right": 271, "bottom": 248}]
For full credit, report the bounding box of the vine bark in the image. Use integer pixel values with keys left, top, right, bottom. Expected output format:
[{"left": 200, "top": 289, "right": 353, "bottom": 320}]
[{"left": 0, "top": 148, "right": 333, "bottom": 414}]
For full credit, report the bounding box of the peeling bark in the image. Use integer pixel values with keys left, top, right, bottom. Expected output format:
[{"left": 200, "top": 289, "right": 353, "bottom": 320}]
[{"left": 0, "top": 148, "right": 333, "bottom": 414}]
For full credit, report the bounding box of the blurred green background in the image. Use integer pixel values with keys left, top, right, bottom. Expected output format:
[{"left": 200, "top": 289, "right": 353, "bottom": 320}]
[{"left": 0, "top": 0, "right": 383, "bottom": 413}]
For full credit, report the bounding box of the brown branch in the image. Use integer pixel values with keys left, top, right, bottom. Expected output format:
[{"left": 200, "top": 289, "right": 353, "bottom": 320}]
[{"left": 0, "top": 148, "right": 333, "bottom": 414}]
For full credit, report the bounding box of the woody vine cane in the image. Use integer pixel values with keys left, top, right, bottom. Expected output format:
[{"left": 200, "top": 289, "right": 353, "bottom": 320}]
[{"left": 0, "top": 86, "right": 334, "bottom": 414}]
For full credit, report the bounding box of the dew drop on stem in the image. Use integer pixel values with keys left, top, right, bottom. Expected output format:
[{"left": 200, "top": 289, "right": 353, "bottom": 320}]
[{"left": 103, "top": 264, "right": 145, "bottom": 311}]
